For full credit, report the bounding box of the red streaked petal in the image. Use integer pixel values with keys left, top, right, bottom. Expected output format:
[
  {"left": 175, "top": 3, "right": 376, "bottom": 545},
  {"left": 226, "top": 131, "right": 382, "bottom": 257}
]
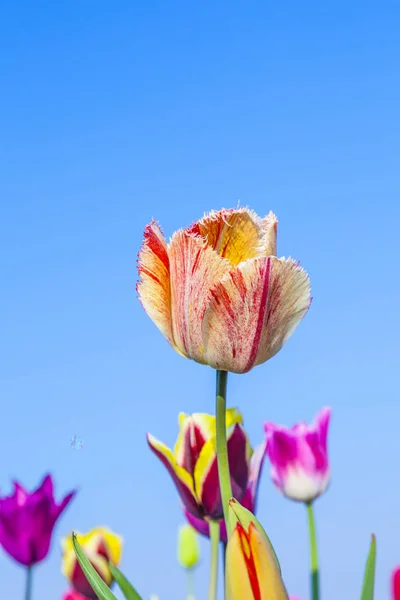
[
  {"left": 137, "top": 221, "right": 178, "bottom": 351},
  {"left": 202, "top": 256, "right": 310, "bottom": 373},
  {"left": 168, "top": 230, "right": 229, "bottom": 361}
]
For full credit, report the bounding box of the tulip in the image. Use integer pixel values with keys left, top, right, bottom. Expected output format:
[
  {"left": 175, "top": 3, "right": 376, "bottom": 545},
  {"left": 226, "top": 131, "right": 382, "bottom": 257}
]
[
  {"left": 392, "top": 567, "right": 400, "bottom": 600},
  {"left": 61, "top": 526, "right": 123, "bottom": 600},
  {"left": 147, "top": 409, "right": 266, "bottom": 542},
  {"left": 62, "top": 591, "right": 90, "bottom": 600},
  {"left": 265, "top": 407, "right": 331, "bottom": 503},
  {"left": 137, "top": 207, "right": 311, "bottom": 374},
  {"left": 177, "top": 524, "right": 200, "bottom": 569},
  {"left": 0, "top": 474, "right": 75, "bottom": 567},
  {"left": 225, "top": 499, "right": 289, "bottom": 600}
]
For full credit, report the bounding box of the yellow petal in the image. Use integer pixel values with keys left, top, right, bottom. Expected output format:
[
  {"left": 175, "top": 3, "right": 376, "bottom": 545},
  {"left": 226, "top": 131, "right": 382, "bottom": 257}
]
[
  {"left": 226, "top": 522, "right": 289, "bottom": 600},
  {"left": 168, "top": 230, "right": 229, "bottom": 361},
  {"left": 202, "top": 256, "right": 310, "bottom": 373},
  {"left": 138, "top": 221, "right": 182, "bottom": 353},
  {"left": 95, "top": 527, "right": 123, "bottom": 566},
  {"left": 190, "top": 208, "right": 268, "bottom": 266},
  {"left": 61, "top": 529, "right": 114, "bottom": 584}
]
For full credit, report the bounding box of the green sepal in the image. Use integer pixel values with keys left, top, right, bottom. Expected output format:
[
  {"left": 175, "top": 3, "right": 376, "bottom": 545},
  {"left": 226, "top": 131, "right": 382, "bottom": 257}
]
[
  {"left": 228, "top": 498, "right": 281, "bottom": 573},
  {"left": 109, "top": 563, "right": 143, "bottom": 600},
  {"left": 360, "top": 534, "right": 376, "bottom": 600},
  {"left": 72, "top": 533, "right": 118, "bottom": 600}
]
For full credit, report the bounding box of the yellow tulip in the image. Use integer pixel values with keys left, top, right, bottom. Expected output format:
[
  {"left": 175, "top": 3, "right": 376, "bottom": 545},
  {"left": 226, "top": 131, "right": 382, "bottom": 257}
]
[
  {"left": 61, "top": 526, "right": 123, "bottom": 600},
  {"left": 225, "top": 501, "right": 289, "bottom": 600}
]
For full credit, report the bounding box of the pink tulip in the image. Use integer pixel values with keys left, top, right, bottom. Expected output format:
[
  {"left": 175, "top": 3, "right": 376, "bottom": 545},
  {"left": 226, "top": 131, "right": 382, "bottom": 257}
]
[
  {"left": 392, "top": 567, "right": 400, "bottom": 599},
  {"left": 0, "top": 474, "right": 75, "bottom": 566},
  {"left": 62, "top": 591, "right": 91, "bottom": 600},
  {"left": 265, "top": 408, "right": 331, "bottom": 503}
]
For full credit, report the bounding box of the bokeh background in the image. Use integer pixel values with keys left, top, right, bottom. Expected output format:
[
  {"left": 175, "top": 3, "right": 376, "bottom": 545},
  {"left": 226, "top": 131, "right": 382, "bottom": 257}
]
[{"left": 1, "top": 1, "right": 399, "bottom": 599}]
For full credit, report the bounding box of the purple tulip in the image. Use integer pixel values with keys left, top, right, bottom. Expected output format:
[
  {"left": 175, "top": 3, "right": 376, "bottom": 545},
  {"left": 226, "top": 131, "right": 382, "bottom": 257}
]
[
  {"left": 265, "top": 407, "right": 331, "bottom": 503},
  {"left": 0, "top": 474, "right": 76, "bottom": 566}
]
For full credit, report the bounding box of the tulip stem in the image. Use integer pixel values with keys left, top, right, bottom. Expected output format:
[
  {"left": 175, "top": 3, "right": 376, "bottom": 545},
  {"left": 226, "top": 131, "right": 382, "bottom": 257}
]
[
  {"left": 215, "top": 370, "right": 233, "bottom": 540},
  {"left": 307, "top": 502, "right": 320, "bottom": 600},
  {"left": 208, "top": 520, "right": 220, "bottom": 600},
  {"left": 187, "top": 568, "right": 195, "bottom": 600},
  {"left": 25, "top": 566, "right": 33, "bottom": 600}
]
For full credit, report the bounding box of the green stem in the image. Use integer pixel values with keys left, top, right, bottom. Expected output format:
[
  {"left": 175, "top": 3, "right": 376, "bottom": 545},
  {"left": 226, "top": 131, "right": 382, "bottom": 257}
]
[
  {"left": 187, "top": 567, "right": 195, "bottom": 600},
  {"left": 215, "top": 370, "right": 232, "bottom": 537},
  {"left": 307, "top": 502, "right": 320, "bottom": 600},
  {"left": 208, "top": 520, "right": 220, "bottom": 600},
  {"left": 25, "top": 566, "right": 33, "bottom": 600}
]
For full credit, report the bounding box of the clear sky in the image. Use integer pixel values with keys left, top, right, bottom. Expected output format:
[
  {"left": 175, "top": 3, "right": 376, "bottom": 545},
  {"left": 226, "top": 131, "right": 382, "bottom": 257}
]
[{"left": 1, "top": 1, "right": 399, "bottom": 599}]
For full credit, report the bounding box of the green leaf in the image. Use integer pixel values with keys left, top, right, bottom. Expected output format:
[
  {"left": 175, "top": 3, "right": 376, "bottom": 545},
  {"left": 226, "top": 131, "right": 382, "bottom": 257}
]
[
  {"left": 72, "top": 533, "right": 118, "bottom": 600},
  {"left": 109, "top": 563, "right": 143, "bottom": 600},
  {"left": 360, "top": 534, "right": 377, "bottom": 600}
]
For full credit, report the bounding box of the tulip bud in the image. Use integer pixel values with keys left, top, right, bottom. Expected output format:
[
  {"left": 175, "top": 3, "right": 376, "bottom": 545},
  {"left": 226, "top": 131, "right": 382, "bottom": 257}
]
[
  {"left": 225, "top": 499, "right": 289, "bottom": 600},
  {"left": 177, "top": 524, "right": 200, "bottom": 570},
  {"left": 61, "top": 526, "right": 123, "bottom": 600}
]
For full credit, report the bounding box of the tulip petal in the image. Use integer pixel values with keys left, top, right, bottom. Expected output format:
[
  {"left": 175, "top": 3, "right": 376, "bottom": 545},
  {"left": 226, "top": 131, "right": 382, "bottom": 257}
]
[
  {"left": 246, "top": 441, "right": 267, "bottom": 513},
  {"left": 147, "top": 434, "right": 201, "bottom": 517},
  {"left": 226, "top": 522, "right": 289, "bottom": 600},
  {"left": 168, "top": 230, "right": 229, "bottom": 361},
  {"left": 260, "top": 212, "right": 278, "bottom": 257},
  {"left": 193, "top": 424, "right": 250, "bottom": 519},
  {"left": 202, "top": 256, "right": 311, "bottom": 373},
  {"left": 95, "top": 528, "right": 123, "bottom": 566},
  {"left": 189, "top": 208, "right": 271, "bottom": 266},
  {"left": 184, "top": 508, "right": 228, "bottom": 543},
  {"left": 174, "top": 409, "right": 242, "bottom": 473},
  {"left": 137, "top": 221, "right": 178, "bottom": 351}
]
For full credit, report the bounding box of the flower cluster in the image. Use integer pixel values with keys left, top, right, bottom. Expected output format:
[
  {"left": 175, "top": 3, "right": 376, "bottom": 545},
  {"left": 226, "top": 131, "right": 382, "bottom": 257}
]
[{"left": 0, "top": 207, "right": 389, "bottom": 600}]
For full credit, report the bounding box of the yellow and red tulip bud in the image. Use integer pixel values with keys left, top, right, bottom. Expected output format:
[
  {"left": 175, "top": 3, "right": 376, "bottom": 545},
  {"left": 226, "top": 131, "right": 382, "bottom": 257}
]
[
  {"left": 177, "top": 524, "right": 200, "bottom": 570},
  {"left": 61, "top": 526, "right": 123, "bottom": 600},
  {"left": 225, "top": 499, "right": 289, "bottom": 600}
]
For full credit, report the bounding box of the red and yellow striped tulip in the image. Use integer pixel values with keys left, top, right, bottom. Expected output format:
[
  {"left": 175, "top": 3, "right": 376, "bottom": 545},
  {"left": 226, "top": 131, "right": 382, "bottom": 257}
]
[
  {"left": 147, "top": 410, "right": 266, "bottom": 542},
  {"left": 225, "top": 500, "right": 289, "bottom": 600},
  {"left": 61, "top": 527, "right": 123, "bottom": 600},
  {"left": 137, "top": 207, "right": 310, "bottom": 374}
]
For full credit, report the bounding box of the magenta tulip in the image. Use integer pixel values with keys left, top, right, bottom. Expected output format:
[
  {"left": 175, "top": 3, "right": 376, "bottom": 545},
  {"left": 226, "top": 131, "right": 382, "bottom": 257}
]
[
  {"left": 62, "top": 591, "right": 90, "bottom": 600},
  {"left": 0, "top": 473, "right": 76, "bottom": 566},
  {"left": 265, "top": 408, "right": 331, "bottom": 503}
]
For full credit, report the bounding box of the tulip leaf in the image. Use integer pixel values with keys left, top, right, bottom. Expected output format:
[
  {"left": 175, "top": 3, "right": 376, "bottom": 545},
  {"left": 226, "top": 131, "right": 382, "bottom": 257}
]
[
  {"left": 109, "top": 563, "right": 143, "bottom": 600},
  {"left": 72, "top": 533, "right": 118, "bottom": 600},
  {"left": 360, "top": 534, "right": 376, "bottom": 600}
]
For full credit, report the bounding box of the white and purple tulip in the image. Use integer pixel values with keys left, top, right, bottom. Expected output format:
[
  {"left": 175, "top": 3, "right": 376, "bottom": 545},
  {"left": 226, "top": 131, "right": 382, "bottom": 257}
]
[{"left": 265, "top": 408, "right": 331, "bottom": 503}]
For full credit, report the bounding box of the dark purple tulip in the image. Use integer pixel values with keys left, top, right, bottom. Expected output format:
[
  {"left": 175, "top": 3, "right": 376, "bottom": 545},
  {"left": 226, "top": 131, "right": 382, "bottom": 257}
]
[{"left": 0, "top": 474, "right": 76, "bottom": 567}]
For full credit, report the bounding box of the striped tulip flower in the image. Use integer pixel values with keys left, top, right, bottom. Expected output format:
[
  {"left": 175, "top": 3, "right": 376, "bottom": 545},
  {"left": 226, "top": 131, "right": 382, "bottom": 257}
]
[
  {"left": 265, "top": 408, "right": 331, "bottom": 503},
  {"left": 137, "top": 208, "right": 311, "bottom": 374},
  {"left": 147, "top": 409, "right": 266, "bottom": 542},
  {"left": 225, "top": 499, "right": 289, "bottom": 600},
  {"left": 61, "top": 527, "right": 123, "bottom": 600}
]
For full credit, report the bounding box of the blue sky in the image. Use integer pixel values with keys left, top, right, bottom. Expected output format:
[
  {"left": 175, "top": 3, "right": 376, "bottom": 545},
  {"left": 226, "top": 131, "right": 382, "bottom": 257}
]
[{"left": 1, "top": 1, "right": 399, "bottom": 599}]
